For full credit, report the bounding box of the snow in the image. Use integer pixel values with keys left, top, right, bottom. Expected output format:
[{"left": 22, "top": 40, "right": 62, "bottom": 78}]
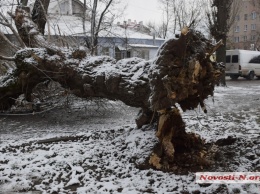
[
  {"left": 1, "top": 79, "right": 260, "bottom": 193},
  {"left": 0, "top": 73, "right": 16, "bottom": 87},
  {"left": 129, "top": 44, "right": 159, "bottom": 48},
  {"left": 50, "top": 14, "right": 161, "bottom": 41}
]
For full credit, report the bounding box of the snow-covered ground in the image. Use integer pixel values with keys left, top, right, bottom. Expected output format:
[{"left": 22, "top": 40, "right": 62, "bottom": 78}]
[{"left": 0, "top": 78, "right": 260, "bottom": 194}]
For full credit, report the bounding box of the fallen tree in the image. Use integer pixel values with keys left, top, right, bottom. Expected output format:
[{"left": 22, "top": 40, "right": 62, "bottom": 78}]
[{"left": 0, "top": 6, "right": 224, "bottom": 170}]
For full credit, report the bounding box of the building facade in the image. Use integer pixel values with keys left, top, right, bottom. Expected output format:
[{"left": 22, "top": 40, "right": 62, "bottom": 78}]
[
  {"left": 228, "top": 0, "right": 260, "bottom": 50},
  {"left": 97, "top": 36, "right": 164, "bottom": 61},
  {"left": 48, "top": 0, "right": 88, "bottom": 17}
]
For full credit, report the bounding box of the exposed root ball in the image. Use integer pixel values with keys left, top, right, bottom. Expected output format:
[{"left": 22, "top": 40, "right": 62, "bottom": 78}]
[{"left": 147, "top": 28, "right": 224, "bottom": 169}]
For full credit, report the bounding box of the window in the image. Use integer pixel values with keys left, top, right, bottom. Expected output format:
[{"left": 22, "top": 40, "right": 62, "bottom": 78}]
[
  {"left": 244, "top": 14, "right": 248, "bottom": 20},
  {"left": 244, "top": 25, "right": 247, "bottom": 31},
  {"left": 251, "top": 24, "right": 256, "bottom": 30},
  {"left": 234, "top": 37, "right": 240, "bottom": 42},
  {"left": 251, "top": 35, "right": 256, "bottom": 41},
  {"left": 226, "top": 55, "right": 231, "bottom": 63},
  {"left": 101, "top": 47, "right": 110, "bottom": 56},
  {"left": 249, "top": 55, "right": 260, "bottom": 63},
  {"left": 235, "top": 26, "right": 240, "bottom": 32},
  {"left": 235, "top": 15, "right": 240, "bottom": 21},
  {"left": 251, "top": 11, "right": 257, "bottom": 20},
  {"left": 244, "top": 36, "right": 247, "bottom": 42},
  {"left": 127, "top": 51, "right": 131, "bottom": 58},
  {"left": 60, "top": 2, "right": 66, "bottom": 14},
  {"left": 232, "top": 55, "right": 239, "bottom": 63},
  {"left": 115, "top": 47, "right": 122, "bottom": 61},
  {"left": 60, "top": 2, "right": 69, "bottom": 15}
]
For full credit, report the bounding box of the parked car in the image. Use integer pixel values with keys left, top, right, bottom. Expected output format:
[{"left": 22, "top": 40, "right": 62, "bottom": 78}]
[{"left": 225, "top": 49, "right": 260, "bottom": 80}]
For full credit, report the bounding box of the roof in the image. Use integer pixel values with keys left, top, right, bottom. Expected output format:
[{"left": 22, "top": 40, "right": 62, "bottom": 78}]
[
  {"left": 128, "top": 44, "right": 159, "bottom": 48},
  {"left": 0, "top": 14, "right": 164, "bottom": 41},
  {"left": 0, "top": 1, "right": 165, "bottom": 42},
  {"left": 46, "top": 15, "right": 164, "bottom": 41}
]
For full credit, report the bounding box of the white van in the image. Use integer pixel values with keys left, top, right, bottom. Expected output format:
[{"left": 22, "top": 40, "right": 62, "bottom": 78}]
[{"left": 225, "top": 50, "right": 260, "bottom": 80}]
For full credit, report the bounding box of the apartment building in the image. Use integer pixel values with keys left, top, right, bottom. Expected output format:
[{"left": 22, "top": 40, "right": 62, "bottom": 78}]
[{"left": 228, "top": 0, "right": 260, "bottom": 50}]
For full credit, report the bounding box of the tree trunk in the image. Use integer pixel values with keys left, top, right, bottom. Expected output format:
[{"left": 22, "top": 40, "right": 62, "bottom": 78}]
[
  {"left": 0, "top": 7, "right": 224, "bottom": 170},
  {"left": 32, "top": 0, "right": 50, "bottom": 35},
  {"left": 90, "top": 0, "right": 98, "bottom": 55},
  {"left": 216, "top": 40, "right": 227, "bottom": 86},
  {"left": 209, "top": 0, "right": 233, "bottom": 87}
]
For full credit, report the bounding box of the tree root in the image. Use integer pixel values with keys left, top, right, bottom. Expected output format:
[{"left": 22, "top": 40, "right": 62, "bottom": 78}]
[{"left": 149, "top": 107, "right": 209, "bottom": 171}]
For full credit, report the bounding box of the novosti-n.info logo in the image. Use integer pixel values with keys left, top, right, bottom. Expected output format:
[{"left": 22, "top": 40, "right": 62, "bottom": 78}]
[{"left": 196, "top": 172, "right": 260, "bottom": 183}]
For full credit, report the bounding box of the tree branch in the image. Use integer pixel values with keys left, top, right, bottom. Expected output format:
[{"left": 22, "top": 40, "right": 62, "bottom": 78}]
[
  {"left": 95, "top": 0, "right": 113, "bottom": 38},
  {"left": 12, "top": 8, "right": 59, "bottom": 53},
  {"left": 0, "top": 30, "right": 20, "bottom": 51},
  {"left": 0, "top": 55, "right": 15, "bottom": 61},
  {"left": 90, "top": 0, "right": 98, "bottom": 55},
  {"left": 0, "top": 21, "right": 9, "bottom": 26},
  {"left": 0, "top": 12, "right": 26, "bottom": 48}
]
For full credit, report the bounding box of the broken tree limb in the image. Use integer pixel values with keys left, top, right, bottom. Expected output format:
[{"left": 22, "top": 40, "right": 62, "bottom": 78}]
[
  {"left": 206, "top": 39, "right": 223, "bottom": 58},
  {"left": 11, "top": 8, "right": 58, "bottom": 52},
  {"left": 0, "top": 55, "right": 15, "bottom": 61},
  {"left": 0, "top": 11, "right": 26, "bottom": 49},
  {"left": 0, "top": 30, "right": 20, "bottom": 51}
]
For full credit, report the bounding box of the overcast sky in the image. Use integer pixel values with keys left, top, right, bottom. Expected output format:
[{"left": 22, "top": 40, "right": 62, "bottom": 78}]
[{"left": 122, "top": 0, "right": 162, "bottom": 25}]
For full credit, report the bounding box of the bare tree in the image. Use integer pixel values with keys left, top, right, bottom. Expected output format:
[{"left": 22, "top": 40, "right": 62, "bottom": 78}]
[
  {"left": 147, "top": 0, "right": 176, "bottom": 39},
  {"left": 147, "top": 21, "right": 165, "bottom": 39},
  {"left": 150, "top": 0, "right": 209, "bottom": 39},
  {"left": 82, "top": 0, "right": 87, "bottom": 34},
  {"left": 207, "top": 0, "right": 241, "bottom": 86},
  {"left": 174, "top": 0, "right": 207, "bottom": 30},
  {"left": 157, "top": 0, "right": 174, "bottom": 38},
  {"left": 84, "top": 0, "right": 124, "bottom": 55}
]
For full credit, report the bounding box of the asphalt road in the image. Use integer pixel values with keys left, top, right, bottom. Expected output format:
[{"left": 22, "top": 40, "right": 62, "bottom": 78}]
[{"left": 0, "top": 77, "right": 259, "bottom": 144}]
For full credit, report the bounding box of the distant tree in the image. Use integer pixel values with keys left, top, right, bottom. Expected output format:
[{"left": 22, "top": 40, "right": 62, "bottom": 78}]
[
  {"left": 158, "top": 0, "right": 174, "bottom": 38},
  {"left": 207, "top": 0, "right": 241, "bottom": 86},
  {"left": 146, "top": 0, "right": 174, "bottom": 39},
  {"left": 84, "top": 0, "right": 124, "bottom": 55},
  {"left": 149, "top": 0, "right": 208, "bottom": 39},
  {"left": 174, "top": 0, "right": 207, "bottom": 30},
  {"left": 82, "top": 0, "right": 87, "bottom": 34},
  {"left": 146, "top": 21, "right": 165, "bottom": 39}
]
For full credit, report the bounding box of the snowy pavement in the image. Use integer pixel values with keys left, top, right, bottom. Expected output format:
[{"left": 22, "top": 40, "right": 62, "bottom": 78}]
[{"left": 0, "top": 78, "right": 260, "bottom": 194}]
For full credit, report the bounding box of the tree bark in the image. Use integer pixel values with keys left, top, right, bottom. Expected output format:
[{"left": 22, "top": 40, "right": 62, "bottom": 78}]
[
  {"left": 32, "top": 0, "right": 50, "bottom": 35},
  {"left": 208, "top": 0, "right": 234, "bottom": 86},
  {"left": 0, "top": 7, "right": 224, "bottom": 169}
]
